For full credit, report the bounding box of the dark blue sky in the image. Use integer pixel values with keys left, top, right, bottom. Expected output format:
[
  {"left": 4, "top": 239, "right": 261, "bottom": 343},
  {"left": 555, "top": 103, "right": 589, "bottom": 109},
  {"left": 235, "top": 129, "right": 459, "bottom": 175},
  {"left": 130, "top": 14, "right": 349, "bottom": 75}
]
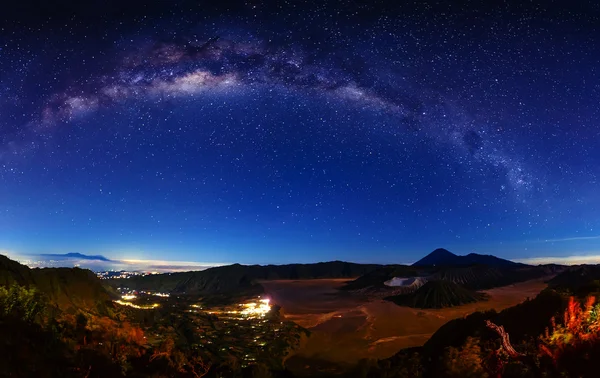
[{"left": 1, "top": 0, "right": 599, "bottom": 265}]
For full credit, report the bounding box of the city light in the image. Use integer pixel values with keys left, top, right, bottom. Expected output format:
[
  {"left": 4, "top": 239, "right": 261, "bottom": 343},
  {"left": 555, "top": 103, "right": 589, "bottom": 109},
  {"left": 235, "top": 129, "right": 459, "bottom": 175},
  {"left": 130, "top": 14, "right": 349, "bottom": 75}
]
[
  {"left": 240, "top": 298, "right": 271, "bottom": 317},
  {"left": 189, "top": 297, "right": 272, "bottom": 319},
  {"left": 114, "top": 300, "right": 160, "bottom": 310},
  {"left": 121, "top": 294, "right": 137, "bottom": 300}
]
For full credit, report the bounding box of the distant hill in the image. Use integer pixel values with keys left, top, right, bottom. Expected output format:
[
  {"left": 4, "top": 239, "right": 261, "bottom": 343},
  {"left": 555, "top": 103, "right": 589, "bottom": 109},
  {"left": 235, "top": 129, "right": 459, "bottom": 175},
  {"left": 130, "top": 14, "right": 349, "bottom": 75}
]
[
  {"left": 38, "top": 252, "right": 113, "bottom": 261},
  {"left": 385, "top": 280, "right": 488, "bottom": 308},
  {"left": 106, "top": 261, "right": 383, "bottom": 295},
  {"left": 547, "top": 265, "right": 600, "bottom": 294},
  {"left": 104, "top": 251, "right": 564, "bottom": 307},
  {"left": 412, "top": 248, "right": 520, "bottom": 267},
  {"left": 430, "top": 264, "right": 562, "bottom": 290},
  {"left": 0, "top": 254, "right": 112, "bottom": 313}
]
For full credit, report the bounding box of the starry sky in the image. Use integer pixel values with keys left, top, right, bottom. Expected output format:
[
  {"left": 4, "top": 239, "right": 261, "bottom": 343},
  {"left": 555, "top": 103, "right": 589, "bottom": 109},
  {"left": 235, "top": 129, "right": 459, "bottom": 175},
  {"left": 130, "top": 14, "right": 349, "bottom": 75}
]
[{"left": 1, "top": 0, "right": 599, "bottom": 266}]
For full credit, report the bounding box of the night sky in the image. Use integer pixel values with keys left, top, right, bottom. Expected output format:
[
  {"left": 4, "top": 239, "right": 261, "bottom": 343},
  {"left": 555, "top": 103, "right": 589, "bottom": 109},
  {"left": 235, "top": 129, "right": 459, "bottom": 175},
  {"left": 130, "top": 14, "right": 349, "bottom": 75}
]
[{"left": 1, "top": 1, "right": 599, "bottom": 266}]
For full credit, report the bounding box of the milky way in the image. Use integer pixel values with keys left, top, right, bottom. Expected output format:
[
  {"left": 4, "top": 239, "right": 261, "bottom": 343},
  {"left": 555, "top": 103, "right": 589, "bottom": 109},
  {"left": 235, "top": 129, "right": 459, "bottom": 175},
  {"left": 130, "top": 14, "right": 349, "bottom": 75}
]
[
  {"left": 1, "top": 1, "right": 599, "bottom": 264},
  {"left": 4, "top": 30, "right": 533, "bottom": 191}
]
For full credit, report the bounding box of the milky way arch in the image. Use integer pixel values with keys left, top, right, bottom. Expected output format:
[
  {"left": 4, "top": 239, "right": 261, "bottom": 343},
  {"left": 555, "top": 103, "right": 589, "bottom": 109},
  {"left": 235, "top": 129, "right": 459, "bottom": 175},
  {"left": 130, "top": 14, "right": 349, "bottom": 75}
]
[{"left": 2, "top": 30, "right": 536, "bottom": 194}]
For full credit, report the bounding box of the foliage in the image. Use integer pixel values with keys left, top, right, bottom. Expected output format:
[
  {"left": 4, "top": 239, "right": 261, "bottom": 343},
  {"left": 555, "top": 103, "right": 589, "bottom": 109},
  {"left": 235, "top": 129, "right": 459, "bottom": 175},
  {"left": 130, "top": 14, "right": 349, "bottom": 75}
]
[
  {"left": 481, "top": 295, "right": 600, "bottom": 378},
  {"left": 537, "top": 295, "right": 600, "bottom": 376},
  {"left": 0, "top": 283, "right": 46, "bottom": 323},
  {"left": 442, "top": 337, "right": 488, "bottom": 378}
]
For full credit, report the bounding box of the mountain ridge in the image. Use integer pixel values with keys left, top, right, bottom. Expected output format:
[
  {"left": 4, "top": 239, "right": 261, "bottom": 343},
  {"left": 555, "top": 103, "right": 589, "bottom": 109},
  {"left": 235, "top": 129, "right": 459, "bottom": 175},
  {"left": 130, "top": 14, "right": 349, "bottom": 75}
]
[
  {"left": 107, "top": 260, "right": 385, "bottom": 295},
  {"left": 38, "top": 252, "right": 113, "bottom": 262},
  {"left": 412, "top": 248, "right": 520, "bottom": 267}
]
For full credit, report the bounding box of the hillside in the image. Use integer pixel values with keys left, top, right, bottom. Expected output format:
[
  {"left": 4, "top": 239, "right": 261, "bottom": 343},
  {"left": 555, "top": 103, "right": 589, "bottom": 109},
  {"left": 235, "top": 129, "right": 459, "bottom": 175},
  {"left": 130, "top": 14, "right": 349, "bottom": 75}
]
[
  {"left": 430, "top": 264, "right": 561, "bottom": 290},
  {"left": 362, "top": 288, "right": 568, "bottom": 378},
  {"left": 385, "top": 280, "right": 488, "bottom": 308},
  {"left": 106, "top": 261, "right": 384, "bottom": 294},
  {"left": 0, "top": 255, "right": 112, "bottom": 313},
  {"left": 31, "top": 267, "right": 112, "bottom": 312},
  {"left": 547, "top": 264, "right": 600, "bottom": 294},
  {"left": 0, "top": 254, "right": 35, "bottom": 286}
]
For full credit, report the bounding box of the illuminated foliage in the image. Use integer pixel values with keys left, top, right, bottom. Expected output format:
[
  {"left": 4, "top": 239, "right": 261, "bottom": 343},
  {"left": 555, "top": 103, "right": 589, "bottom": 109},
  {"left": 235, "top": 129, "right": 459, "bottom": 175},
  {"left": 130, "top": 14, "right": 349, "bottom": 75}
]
[
  {"left": 0, "top": 284, "right": 45, "bottom": 323},
  {"left": 443, "top": 337, "right": 488, "bottom": 378},
  {"left": 486, "top": 295, "right": 600, "bottom": 378},
  {"left": 539, "top": 296, "right": 600, "bottom": 366},
  {"left": 84, "top": 314, "right": 147, "bottom": 374}
]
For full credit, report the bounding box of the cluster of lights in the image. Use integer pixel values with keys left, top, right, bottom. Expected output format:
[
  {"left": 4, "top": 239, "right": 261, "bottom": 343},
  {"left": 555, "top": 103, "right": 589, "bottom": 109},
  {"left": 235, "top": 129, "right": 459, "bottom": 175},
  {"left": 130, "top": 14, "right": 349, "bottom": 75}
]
[
  {"left": 118, "top": 287, "right": 170, "bottom": 298},
  {"left": 96, "top": 271, "right": 161, "bottom": 280},
  {"left": 239, "top": 298, "right": 271, "bottom": 317},
  {"left": 189, "top": 298, "right": 272, "bottom": 318},
  {"left": 114, "top": 300, "right": 160, "bottom": 310},
  {"left": 152, "top": 292, "right": 170, "bottom": 297}
]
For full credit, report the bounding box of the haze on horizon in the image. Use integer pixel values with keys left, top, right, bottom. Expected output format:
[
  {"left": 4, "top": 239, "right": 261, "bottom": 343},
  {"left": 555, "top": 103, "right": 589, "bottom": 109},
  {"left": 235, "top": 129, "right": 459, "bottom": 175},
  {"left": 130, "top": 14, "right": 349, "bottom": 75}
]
[{"left": 1, "top": 1, "right": 599, "bottom": 266}]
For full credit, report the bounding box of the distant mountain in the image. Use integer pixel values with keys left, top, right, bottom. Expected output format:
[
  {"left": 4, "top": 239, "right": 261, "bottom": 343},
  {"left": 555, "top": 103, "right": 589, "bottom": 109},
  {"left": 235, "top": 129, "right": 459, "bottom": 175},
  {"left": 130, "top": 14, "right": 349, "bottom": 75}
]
[
  {"left": 385, "top": 280, "right": 488, "bottom": 308},
  {"left": 106, "top": 261, "right": 383, "bottom": 295},
  {"left": 459, "top": 253, "right": 522, "bottom": 267},
  {"left": 412, "top": 248, "right": 458, "bottom": 266},
  {"left": 0, "top": 254, "right": 112, "bottom": 313},
  {"left": 412, "top": 248, "right": 520, "bottom": 267},
  {"left": 39, "top": 252, "right": 113, "bottom": 262},
  {"left": 341, "top": 251, "right": 564, "bottom": 301}
]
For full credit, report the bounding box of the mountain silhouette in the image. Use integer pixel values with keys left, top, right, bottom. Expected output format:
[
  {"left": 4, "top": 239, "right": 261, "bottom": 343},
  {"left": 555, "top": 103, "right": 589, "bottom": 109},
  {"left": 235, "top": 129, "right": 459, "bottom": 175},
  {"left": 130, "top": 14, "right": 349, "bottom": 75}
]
[
  {"left": 39, "top": 252, "right": 113, "bottom": 262},
  {"left": 412, "top": 248, "right": 519, "bottom": 267}
]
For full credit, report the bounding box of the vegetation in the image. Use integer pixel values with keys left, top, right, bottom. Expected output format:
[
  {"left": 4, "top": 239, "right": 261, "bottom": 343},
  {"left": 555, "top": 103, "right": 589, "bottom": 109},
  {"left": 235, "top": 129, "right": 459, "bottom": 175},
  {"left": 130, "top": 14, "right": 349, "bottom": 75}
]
[
  {"left": 0, "top": 254, "right": 111, "bottom": 314},
  {"left": 0, "top": 282, "right": 147, "bottom": 377},
  {"left": 0, "top": 284, "right": 45, "bottom": 322}
]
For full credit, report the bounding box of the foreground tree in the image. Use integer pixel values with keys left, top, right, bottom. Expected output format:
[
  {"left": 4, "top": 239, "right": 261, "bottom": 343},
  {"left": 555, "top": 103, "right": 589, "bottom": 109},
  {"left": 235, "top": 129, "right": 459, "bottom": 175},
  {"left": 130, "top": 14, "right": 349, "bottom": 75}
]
[{"left": 442, "top": 336, "right": 488, "bottom": 378}]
